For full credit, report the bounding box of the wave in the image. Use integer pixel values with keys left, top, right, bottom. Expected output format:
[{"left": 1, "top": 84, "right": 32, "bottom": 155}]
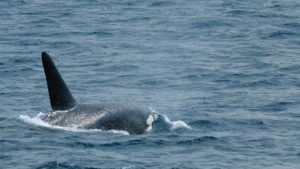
[
  {"left": 159, "top": 114, "right": 191, "bottom": 130},
  {"left": 36, "top": 161, "right": 99, "bottom": 169},
  {"left": 188, "top": 120, "right": 219, "bottom": 128},
  {"left": 149, "top": 107, "right": 191, "bottom": 133},
  {"left": 176, "top": 136, "right": 218, "bottom": 145},
  {"left": 36, "top": 161, "right": 136, "bottom": 169}
]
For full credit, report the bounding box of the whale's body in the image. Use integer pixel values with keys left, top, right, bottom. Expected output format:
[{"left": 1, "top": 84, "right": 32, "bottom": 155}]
[
  {"left": 41, "top": 52, "right": 153, "bottom": 134},
  {"left": 43, "top": 103, "right": 154, "bottom": 134}
]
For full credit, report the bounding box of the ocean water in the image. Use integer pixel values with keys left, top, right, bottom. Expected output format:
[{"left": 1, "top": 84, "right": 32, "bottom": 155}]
[{"left": 1, "top": 0, "right": 300, "bottom": 168}]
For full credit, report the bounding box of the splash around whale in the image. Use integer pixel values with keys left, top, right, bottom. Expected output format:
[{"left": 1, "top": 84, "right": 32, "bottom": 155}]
[{"left": 41, "top": 52, "right": 154, "bottom": 135}]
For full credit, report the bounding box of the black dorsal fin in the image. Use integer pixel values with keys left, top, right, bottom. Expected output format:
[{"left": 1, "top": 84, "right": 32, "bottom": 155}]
[{"left": 42, "top": 52, "right": 76, "bottom": 111}]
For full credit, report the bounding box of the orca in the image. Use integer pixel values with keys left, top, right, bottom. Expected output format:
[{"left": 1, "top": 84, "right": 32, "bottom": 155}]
[{"left": 41, "top": 52, "right": 154, "bottom": 134}]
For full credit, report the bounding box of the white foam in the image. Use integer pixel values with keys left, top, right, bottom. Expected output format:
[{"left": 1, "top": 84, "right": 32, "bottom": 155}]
[
  {"left": 149, "top": 107, "right": 191, "bottom": 130},
  {"left": 161, "top": 114, "right": 192, "bottom": 130},
  {"left": 149, "top": 107, "right": 159, "bottom": 121},
  {"left": 149, "top": 107, "right": 158, "bottom": 115},
  {"left": 108, "top": 130, "right": 130, "bottom": 135},
  {"left": 19, "top": 113, "right": 129, "bottom": 135}
]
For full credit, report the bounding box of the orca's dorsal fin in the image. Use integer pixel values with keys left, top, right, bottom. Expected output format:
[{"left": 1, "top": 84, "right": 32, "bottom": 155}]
[{"left": 42, "top": 52, "right": 76, "bottom": 111}]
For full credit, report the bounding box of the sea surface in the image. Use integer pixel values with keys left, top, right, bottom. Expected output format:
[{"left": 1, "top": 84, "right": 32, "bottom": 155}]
[{"left": 1, "top": 0, "right": 300, "bottom": 168}]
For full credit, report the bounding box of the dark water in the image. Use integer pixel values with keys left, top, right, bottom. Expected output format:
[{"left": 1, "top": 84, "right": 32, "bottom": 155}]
[{"left": 1, "top": 0, "right": 300, "bottom": 168}]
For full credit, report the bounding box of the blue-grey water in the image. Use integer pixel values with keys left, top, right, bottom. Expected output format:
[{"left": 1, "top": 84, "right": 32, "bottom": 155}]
[{"left": 1, "top": 0, "right": 300, "bottom": 168}]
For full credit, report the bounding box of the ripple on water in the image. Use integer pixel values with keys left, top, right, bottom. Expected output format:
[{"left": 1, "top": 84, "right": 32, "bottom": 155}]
[
  {"left": 176, "top": 136, "right": 218, "bottom": 146},
  {"left": 36, "top": 161, "right": 99, "bottom": 169},
  {"left": 260, "top": 101, "right": 294, "bottom": 112},
  {"left": 188, "top": 120, "right": 219, "bottom": 129}
]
